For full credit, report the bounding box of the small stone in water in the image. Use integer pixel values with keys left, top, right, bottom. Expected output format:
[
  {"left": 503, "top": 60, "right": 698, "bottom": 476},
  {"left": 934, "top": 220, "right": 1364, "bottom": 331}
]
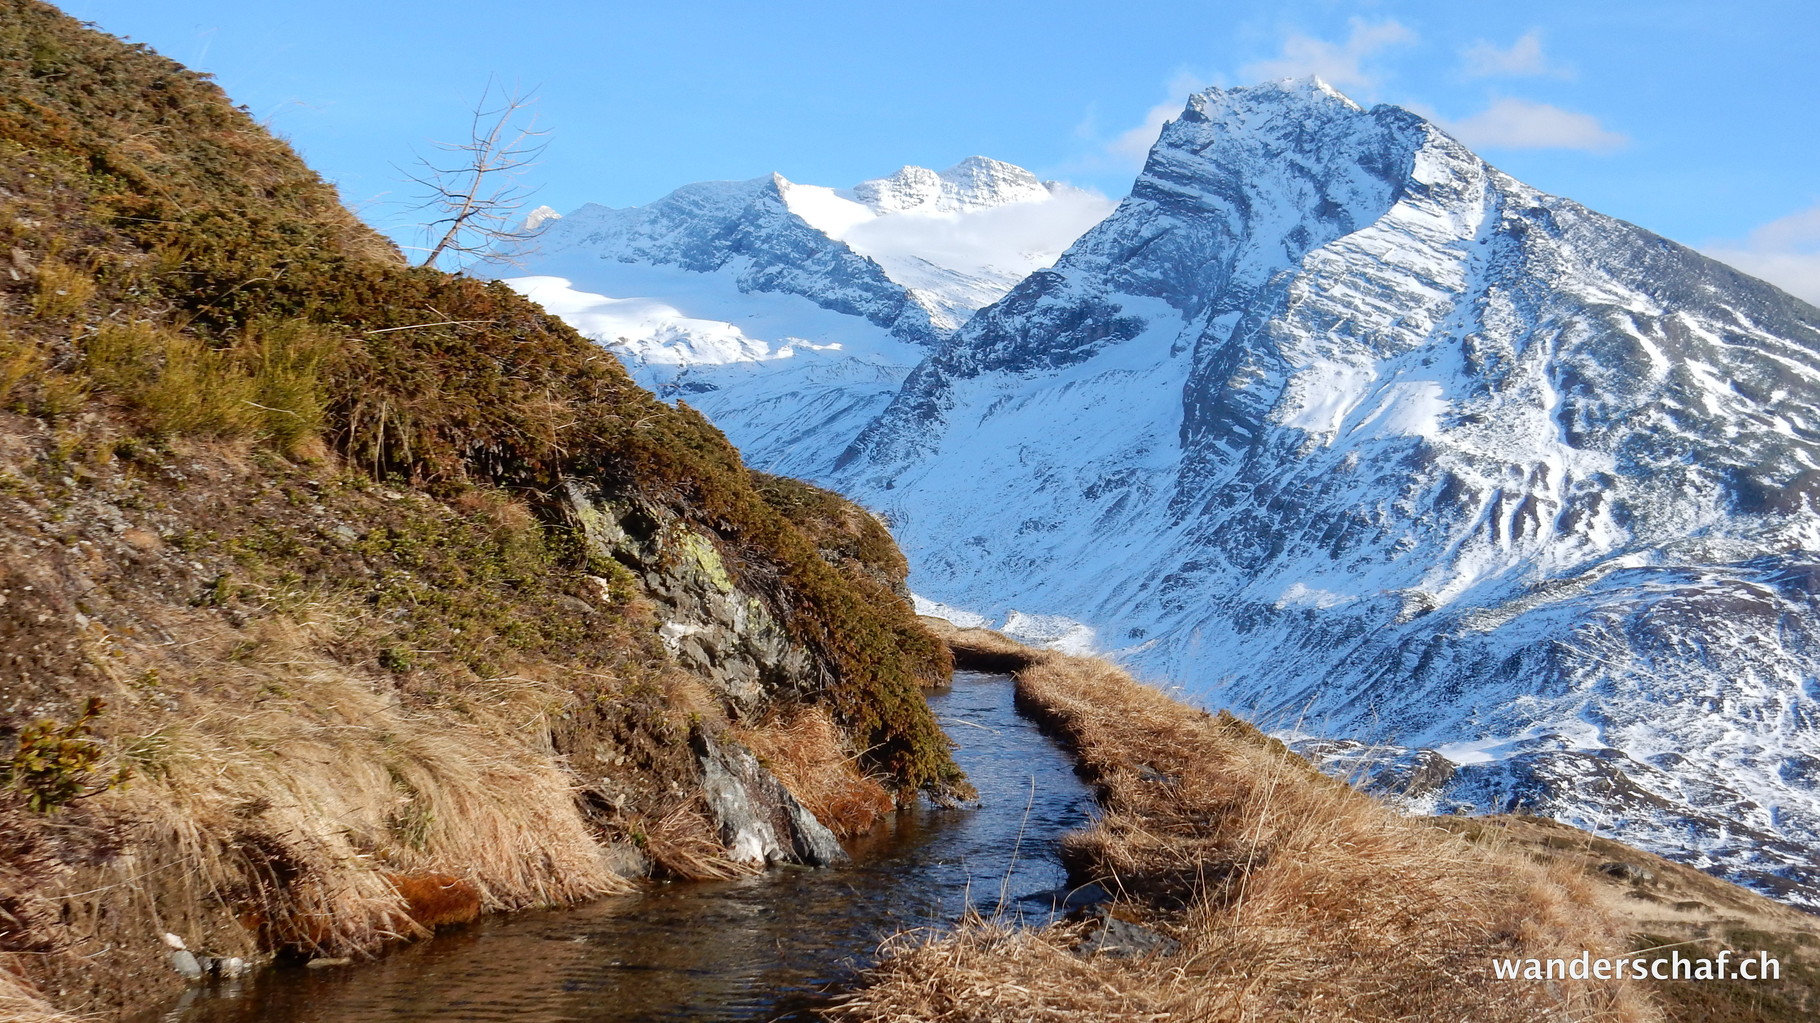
[{"left": 170, "top": 950, "right": 203, "bottom": 980}]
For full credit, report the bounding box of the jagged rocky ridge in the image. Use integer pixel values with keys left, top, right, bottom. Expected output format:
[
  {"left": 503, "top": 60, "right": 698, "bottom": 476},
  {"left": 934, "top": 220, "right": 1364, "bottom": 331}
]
[
  {"left": 519, "top": 173, "right": 942, "bottom": 348},
  {"left": 521, "top": 78, "right": 1820, "bottom": 906}
]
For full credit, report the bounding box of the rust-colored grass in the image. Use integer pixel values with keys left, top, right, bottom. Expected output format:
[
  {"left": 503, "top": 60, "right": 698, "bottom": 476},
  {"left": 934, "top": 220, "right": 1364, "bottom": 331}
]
[
  {"left": 840, "top": 625, "right": 1660, "bottom": 1023},
  {"left": 384, "top": 873, "right": 482, "bottom": 930},
  {"left": 734, "top": 704, "right": 895, "bottom": 838}
]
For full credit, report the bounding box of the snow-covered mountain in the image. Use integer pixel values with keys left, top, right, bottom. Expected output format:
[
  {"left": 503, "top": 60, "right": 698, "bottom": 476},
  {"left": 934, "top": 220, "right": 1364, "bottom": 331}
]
[
  {"left": 831, "top": 79, "right": 1820, "bottom": 904},
  {"left": 508, "top": 80, "right": 1820, "bottom": 905},
  {"left": 497, "top": 157, "right": 1112, "bottom": 476}
]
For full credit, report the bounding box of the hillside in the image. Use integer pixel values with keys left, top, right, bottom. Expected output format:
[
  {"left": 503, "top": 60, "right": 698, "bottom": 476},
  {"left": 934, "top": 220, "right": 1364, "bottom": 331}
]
[{"left": 0, "top": 3, "right": 961, "bottom": 1018}]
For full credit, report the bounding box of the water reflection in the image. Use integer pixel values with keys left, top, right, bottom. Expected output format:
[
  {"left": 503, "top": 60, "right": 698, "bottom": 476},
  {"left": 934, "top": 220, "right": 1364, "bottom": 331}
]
[{"left": 142, "top": 671, "right": 1094, "bottom": 1022}]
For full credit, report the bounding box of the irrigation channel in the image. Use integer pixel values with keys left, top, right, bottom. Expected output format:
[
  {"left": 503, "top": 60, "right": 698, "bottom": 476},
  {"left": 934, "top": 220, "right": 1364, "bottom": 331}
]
[{"left": 141, "top": 670, "right": 1096, "bottom": 1022}]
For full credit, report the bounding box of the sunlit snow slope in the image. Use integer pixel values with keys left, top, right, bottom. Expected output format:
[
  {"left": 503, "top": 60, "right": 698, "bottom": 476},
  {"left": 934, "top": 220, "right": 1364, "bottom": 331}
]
[
  {"left": 495, "top": 159, "right": 1112, "bottom": 477},
  {"left": 829, "top": 80, "right": 1820, "bottom": 905}
]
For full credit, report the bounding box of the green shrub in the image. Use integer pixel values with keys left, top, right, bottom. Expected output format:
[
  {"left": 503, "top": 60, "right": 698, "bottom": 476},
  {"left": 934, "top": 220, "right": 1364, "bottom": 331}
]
[
  {"left": 243, "top": 318, "right": 337, "bottom": 456},
  {"left": 0, "top": 331, "right": 44, "bottom": 408},
  {"left": 2, "top": 697, "right": 128, "bottom": 812},
  {"left": 378, "top": 646, "right": 416, "bottom": 673},
  {"left": 82, "top": 321, "right": 259, "bottom": 439}
]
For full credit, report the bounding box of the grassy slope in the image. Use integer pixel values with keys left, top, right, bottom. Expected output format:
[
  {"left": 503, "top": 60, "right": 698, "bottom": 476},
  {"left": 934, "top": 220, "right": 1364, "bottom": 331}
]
[
  {"left": 835, "top": 624, "right": 1817, "bottom": 1023},
  {"left": 1435, "top": 815, "right": 1820, "bottom": 1022},
  {"left": 0, "top": 2, "right": 959, "bottom": 1017},
  {"left": 0, "top": 0, "right": 957, "bottom": 793}
]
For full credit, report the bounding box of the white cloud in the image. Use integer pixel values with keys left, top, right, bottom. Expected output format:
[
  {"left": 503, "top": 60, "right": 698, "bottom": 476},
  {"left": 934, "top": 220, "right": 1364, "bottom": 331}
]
[
  {"left": 1091, "top": 71, "right": 1210, "bottom": 171},
  {"left": 1238, "top": 18, "right": 1417, "bottom": 92},
  {"left": 1439, "top": 98, "right": 1627, "bottom": 152},
  {"left": 1703, "top": 205, "right": 1820, "bottom": 305},
  {"left": 1736, "top": 205, "right": 1820, "bottom": 251},
  {"left": 1460, "top": 31, "right": 1572, "bottom": 78},
  {"left": 1076, "top": 20, "right": 1415, "bottom": 176},
  {"left": 1108, "top": 99, "right": 1182, "bottom": 163}
]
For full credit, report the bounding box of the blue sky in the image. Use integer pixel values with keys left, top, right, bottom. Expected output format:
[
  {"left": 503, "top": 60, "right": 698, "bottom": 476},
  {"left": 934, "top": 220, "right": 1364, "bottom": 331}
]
[{"left": 51, "top": 1, "right": 1820, "bottom": 300}]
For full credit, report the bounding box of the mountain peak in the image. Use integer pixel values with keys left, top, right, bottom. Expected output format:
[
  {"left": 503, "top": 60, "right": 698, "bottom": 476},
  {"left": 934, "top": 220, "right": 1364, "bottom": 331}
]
[
  {"left": 1179, "top": 76, "right": 1372, "bottom": 135},
  {"left": 521, "top": 204, "right": 563, "bottom": 232},
  {"left": 846, "top": 156, "right": 1050, "bottom": 214}
]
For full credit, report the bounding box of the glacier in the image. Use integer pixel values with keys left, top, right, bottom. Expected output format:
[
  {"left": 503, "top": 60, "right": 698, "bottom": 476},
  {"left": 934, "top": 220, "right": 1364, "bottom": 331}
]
[{"left": 502, "top": 81, "right": 1820, "bottom": 906}]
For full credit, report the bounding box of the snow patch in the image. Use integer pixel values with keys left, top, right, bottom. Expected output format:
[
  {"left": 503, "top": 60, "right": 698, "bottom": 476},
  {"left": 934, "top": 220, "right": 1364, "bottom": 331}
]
[
  {"left": 911, "top": 594, "right": 992, "bottom": 630},
  {"left": 1001, "top": 611, "right": 1099, "bottom": 656},
  {"left": 1276, "top": 582, "right": 1357, "bottom": 609}
]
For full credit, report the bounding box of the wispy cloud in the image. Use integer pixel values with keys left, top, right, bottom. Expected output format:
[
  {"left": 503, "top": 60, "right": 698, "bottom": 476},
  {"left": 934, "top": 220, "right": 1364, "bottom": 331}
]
[
  {"left": 1238, "top": 18, "right": 1416, "bottom": 93},
  {"left": 1703, "top": 205, "right": 1820, "bottom": 305},
  {"left": 1460, "top": 31, "right": 1572, "bottom": 79},
  {"left": 1439, "top": 98, "right": 1627, "bottom": 152},
  {"left": 1102, "top": 71, "right": 1208, "bottom": 167},
  {"left": 1073, "top": 20, "right": 1416, "bottom": 177}
]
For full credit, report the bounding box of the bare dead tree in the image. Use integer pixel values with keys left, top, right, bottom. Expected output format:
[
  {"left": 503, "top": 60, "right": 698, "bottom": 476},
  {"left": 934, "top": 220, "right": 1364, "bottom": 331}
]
[{"left": 405, "top": 81, "right": 550, "bottom": 270}]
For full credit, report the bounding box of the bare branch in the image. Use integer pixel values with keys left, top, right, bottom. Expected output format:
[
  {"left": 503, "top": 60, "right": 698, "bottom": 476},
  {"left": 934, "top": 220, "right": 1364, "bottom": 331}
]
[
  {"left": 409, "top": 79, "right": 552, "bottom": 271},
  {"left": 363, "top": 320, "right": 496, "bottom": 334}
]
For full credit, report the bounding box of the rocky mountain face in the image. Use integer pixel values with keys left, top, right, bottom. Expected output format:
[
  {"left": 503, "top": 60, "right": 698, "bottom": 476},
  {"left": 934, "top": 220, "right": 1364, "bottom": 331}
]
[
  {"left": 517, "top": 78, "right": 1820, "bottom": 905},
  {"left": 518, "top": 174, "right": 942, "bottom": 347},
  {"left": 832, "top": 79, "right": 1820, "bottom": 904}
]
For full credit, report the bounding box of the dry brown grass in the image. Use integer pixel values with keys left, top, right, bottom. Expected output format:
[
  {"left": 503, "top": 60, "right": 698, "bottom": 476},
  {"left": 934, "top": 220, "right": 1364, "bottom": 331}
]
[
  {"left": 839, "top": 629, "right": 1661, "bottom": 1023},
  {"left": 0, "top": 968, "right": 77, "bottom": 1023},
  {"left": 3, "top": 605, "right": 634, "bottom": 1012},
  {"left": 925, "top": 622, "right": 1030, "bottom": 674},
  {"left": 838, "top": 916, "right": 1177, "bottom": 1023},
  {"left": 734, "top": 704, "right": 895, "bottom": 838},
  {"left": 639, "top": 804, "right": 760, "bottom": 881},
  {"left": 1436, "top": 815, "right": 1820, "bottom": 1022}
]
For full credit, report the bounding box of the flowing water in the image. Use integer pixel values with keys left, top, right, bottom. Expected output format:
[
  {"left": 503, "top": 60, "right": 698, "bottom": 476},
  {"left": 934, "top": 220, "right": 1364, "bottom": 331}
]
[{"left": 142, "top": 671, "right": 1094, "bottom": 1022}]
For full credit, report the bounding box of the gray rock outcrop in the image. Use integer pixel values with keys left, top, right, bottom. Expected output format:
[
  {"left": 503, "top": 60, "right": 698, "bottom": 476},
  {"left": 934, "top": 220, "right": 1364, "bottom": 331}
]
[{"left": 694, "top": 731, "right": 847, "bottom": 866}]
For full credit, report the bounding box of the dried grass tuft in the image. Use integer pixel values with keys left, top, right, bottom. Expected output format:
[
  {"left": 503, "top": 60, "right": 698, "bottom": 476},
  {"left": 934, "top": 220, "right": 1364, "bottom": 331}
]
[
  {"left": 640, "top": 804, "right": 758, "bottom": 881},
  {"left": 31, "top": 606, "right": 633, "bottom": 984},
  {"left": 0, "top": 965, "right": 76, "bottom": 1023}
]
